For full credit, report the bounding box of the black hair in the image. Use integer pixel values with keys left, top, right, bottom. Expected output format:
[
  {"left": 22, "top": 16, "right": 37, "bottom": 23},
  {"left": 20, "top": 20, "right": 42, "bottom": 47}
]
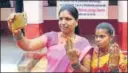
[
  {"left": 59, "top": 5, "right": 79, "bottom": 35},
  {"left": 96, "top": 22, "right": 115, "bottom": 36},
  {"left": 59, "top": 5, "right": 78, "bottom": 20},
  {"left": 75, "top": 26, "right": 79, "bottom": 35}
]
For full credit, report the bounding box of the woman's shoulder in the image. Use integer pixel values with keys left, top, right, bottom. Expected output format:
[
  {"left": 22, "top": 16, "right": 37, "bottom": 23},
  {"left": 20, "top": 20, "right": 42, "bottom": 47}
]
[
  {"left": 44, "top": 31, "right": 59, "bottom": 38},
  {"left": 45, "top": 31, "right": 58, "bottom": 35},
  {"left": 76, "top": 35, "right": 93, "bottom": 50},
  {"left": 44, "top": 31, "right": 59, "bottom": 40},
  {"left": 76, "top": 35, "right": 90, "bottom": 43},
  {"left": 44, "top": 31, "right": 59, "bottom": 46}
]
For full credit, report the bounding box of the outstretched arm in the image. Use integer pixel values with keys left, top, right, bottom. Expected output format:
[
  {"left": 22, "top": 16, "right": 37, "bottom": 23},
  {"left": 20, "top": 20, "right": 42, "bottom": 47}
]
[{"left": 14, "top": 30, "right": 48, "bottom": 51}]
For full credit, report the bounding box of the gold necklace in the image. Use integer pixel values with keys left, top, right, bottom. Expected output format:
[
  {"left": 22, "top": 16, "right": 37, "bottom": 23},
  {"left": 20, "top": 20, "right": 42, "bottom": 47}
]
[{"left": 60, "top": 33, "right": 76, "bottom": 44}]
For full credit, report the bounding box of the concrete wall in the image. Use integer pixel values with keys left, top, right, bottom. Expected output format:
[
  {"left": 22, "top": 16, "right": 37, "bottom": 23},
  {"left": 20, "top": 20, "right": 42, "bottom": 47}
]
[
  {"left": 0, "top": 6, "right": 118, "bottom": 36},
  {"left": 0, "top": 6, "right": 118, "bottom": 21},
  {"left": 0, "top": 8, "right": 15, "bottom": 21},
  {"left": 43, "top": 6, "right": 118, "bottom": 20}
]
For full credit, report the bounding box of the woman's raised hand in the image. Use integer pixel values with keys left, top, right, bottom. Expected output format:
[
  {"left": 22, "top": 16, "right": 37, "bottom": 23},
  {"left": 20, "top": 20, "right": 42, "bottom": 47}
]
[
  {"left": 7, "top": 13, "right": 16, "bottom": 32},
  {"left": 65, "top": 37, "right": 80, "bottom": 64},
  {"left": 109, "top": 43, "right": 120, "bottom": 69},
  {"left": 7, "top": 13, "right": 25, "bottom": 35}
]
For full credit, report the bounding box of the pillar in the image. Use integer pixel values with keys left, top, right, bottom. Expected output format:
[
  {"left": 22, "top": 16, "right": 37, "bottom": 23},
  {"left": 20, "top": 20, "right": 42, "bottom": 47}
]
[
  {"left": 118, "top": 1, "right": 127, "bottom": 51},
  {"left": 23, "top": 1, "right": 44, "bottom": 39}
]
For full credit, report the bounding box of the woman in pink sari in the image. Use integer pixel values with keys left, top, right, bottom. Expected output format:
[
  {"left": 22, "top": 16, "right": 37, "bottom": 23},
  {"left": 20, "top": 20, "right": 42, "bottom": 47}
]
[{"left": 8, "top": 5, "right": 92, "bottom": 72}]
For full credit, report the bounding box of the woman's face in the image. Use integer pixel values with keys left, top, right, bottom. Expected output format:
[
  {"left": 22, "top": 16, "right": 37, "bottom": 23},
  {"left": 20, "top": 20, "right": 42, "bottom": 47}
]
[
  {"left": 59, "top": 10, "right": 77, "bottom": 34},
  {"left": 95, "top": 29, "right": 112, "bottom": 48}
]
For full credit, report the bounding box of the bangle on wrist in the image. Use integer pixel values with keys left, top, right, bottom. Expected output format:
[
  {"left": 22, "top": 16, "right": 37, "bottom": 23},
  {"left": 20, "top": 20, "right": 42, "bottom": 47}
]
[
  {"left": 13, "top": 32, "right": 23, "bottom": 40},
  {"left": 71, "top": 61, "right": 81, "bottom": 70},
  {"left": 110, "top": 66, "right": 119, "bottom": 72}
]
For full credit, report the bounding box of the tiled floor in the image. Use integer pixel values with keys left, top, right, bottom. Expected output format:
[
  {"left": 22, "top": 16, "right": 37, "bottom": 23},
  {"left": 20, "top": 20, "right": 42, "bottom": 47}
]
[
  {"left": 1, "top": 35, "right": 24, "bottom": 72},
  {"left": 1, "top": 34, "right": 47, "bottom": 72}
]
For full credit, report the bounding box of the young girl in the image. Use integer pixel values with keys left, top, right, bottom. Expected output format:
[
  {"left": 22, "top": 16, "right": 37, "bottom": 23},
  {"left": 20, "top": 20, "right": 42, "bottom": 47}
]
[{"left": 89, "top": 22, "right": 127, "bottom": 72}]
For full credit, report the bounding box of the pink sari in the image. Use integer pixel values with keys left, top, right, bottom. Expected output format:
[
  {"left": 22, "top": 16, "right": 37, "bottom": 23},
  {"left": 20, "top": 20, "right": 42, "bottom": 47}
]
[{"left": 41, "top": 31, "right": 92, "bottom": 72}]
